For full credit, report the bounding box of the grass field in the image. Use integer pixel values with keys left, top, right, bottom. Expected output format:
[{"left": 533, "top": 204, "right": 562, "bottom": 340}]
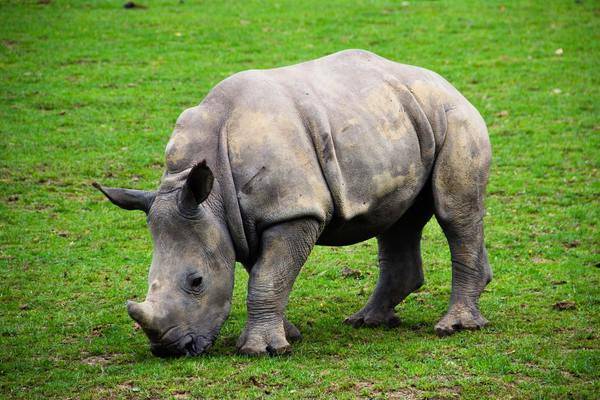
[{"left": 1, "top": 0, "right": 599, "bottom": 398}]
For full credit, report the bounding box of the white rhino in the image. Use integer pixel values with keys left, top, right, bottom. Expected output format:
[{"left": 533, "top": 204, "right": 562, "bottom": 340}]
[{"left": 95, "top": 50, "right": 492, "bottom": 356}]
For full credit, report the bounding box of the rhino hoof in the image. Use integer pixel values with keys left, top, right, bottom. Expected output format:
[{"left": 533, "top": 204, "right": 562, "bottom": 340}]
[
  {"left": 344, "top": 307, "right": 401, "bottom": 328},
  {"left": 283, "top": 318, "right": 302, "bottom": 342},
  {"left": 237, "top": 326, "right": 292, "bottom": 357},
  {"left": 435, "top": 303, "right": 488, "bottom": 337},
  {"left": 238, "top": 340, "right": 291, "bottom": 357}
]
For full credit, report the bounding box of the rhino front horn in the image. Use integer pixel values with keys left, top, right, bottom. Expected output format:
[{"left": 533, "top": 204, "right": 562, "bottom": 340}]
[{"left": 127, "top": 300, "right": 153, "bottom": 327}]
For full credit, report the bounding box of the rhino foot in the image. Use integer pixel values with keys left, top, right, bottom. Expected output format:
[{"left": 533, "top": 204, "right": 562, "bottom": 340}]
[
  {"left": 237, "top": 322, "right": 291, "bottom": 356},
  {"left": 344, "top": 306, "right": 401, "bottom": 328},
  {"left": 435, "top": 302, "right": 488, "bottom": 337},
  {"left": 283, "top": 317, "right": 302, "bottom": 342}
]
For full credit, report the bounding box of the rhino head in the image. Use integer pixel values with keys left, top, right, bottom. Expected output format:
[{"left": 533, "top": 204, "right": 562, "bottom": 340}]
[{"left": 94, "top": 161, "right": 236, "bottom": 357}]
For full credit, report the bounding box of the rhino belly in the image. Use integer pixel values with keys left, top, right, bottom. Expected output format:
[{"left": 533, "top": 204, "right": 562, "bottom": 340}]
[{"left": 316, "top": 164, "right": 428, "bottom": 246}]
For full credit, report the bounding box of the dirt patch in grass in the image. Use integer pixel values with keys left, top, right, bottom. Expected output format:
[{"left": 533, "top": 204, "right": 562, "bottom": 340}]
[
  {"left": 353, "top": 381, "right": 428, "bottom": 400},
  {"left": 341, "top": 266, "right": 363, "bottom": 279},
  {"left": 171, "top": 390, "right": 191, "bottom": 399},
  {"left": 81, "top": 353, "right": 124, "bottom": 367},
  {"left": 553, "top": 300, "right": 577, "bottom": 311}
]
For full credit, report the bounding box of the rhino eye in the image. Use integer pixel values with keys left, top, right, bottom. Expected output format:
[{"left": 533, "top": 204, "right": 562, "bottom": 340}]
[
  {"left": 185, "top": 273, "right": 204, "bottom": 294},
  {"left": 191, "top": 276, "right": 203, "bottom": 289}
]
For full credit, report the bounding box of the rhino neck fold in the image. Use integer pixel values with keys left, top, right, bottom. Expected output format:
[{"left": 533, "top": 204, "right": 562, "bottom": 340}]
[{"left": 216, "top": 119, "right": 250, "bottom": 265}]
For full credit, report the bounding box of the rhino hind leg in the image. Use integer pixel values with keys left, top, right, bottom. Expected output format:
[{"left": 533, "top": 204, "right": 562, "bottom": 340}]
[
  {"left": 432, "top": 106, "right": 492, "bottom": 337},
  {"left": 237, "top": 219, "right": 319, "bottom": 356},
  {"left": 344, "top": 188, "right": 433, "bottom": 328}
]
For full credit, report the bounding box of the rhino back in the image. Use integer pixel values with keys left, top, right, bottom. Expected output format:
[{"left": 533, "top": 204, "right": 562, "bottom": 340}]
[
  {"left": 217, "top": 51, "right": 461, "bottom": 247},
  {"left": 202, "top": 50, "right": 469, "bottom": 249}
]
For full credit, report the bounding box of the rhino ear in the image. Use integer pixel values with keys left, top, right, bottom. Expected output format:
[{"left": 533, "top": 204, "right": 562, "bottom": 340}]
[
  {"left": 92, "top": 182, "right": 156, "bottom": 213},
  {"left": 178, "top": 160, "right": 214, "bottom": 213}
]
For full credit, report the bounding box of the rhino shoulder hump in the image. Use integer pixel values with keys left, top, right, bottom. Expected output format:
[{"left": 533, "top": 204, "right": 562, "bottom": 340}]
[{"left": 165, "top": 103, "right": 224, "bottom": 173}]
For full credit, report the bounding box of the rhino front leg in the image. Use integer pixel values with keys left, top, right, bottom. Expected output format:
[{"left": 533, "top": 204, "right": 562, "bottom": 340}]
[
  {"left": 237, "top": 219, "right": 319, "bottom": 356},
  {"left": 344, "top": 191, "right": 433, "bottom": 328}
]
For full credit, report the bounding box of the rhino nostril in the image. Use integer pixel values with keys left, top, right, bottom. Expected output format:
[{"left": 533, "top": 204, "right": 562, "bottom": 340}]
[{"left": 184, "top": 339, "right": 196, "bottom": 356}]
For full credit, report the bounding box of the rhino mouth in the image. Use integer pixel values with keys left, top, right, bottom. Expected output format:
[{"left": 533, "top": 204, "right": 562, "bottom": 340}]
[{"left": 150, "top": 333, "right": 213, "bottom": 357}]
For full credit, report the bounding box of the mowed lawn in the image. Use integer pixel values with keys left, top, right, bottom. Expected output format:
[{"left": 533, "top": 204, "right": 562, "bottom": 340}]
[{"left": 1, "top": 0, "right": 598, "bottom": 398}]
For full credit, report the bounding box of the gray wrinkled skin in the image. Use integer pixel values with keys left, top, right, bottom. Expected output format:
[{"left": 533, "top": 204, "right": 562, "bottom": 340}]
[{"left": 95, "top": 50, "right": 492, "bottom": 357}]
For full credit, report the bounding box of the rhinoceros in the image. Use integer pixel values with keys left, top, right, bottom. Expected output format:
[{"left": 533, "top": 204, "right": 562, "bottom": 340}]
[{"left": 94, "top": 49, "right": 492, "bottom": 357}]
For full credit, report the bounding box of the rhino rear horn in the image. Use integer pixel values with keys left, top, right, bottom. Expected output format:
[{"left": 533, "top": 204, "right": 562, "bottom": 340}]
[
  {"left": 178, "top": 160, "right": 214, "bottom": 213},
  {"left": 93, "top": 182, "right": 156, "bottom": 213}
]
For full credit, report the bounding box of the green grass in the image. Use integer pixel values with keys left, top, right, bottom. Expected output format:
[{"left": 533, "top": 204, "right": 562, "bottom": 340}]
[{"left": 1, "top": 0, "right": 598, "bottom": 398}]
